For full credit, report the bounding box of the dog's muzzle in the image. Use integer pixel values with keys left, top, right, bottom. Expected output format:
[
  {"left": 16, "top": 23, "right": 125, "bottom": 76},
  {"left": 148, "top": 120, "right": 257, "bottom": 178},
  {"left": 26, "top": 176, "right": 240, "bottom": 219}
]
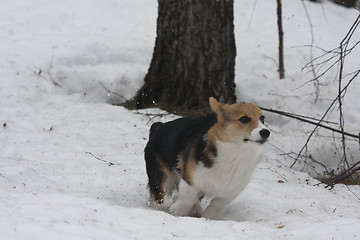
[{"left": 244, "top": 128, "right": 270, "bottom": 144}]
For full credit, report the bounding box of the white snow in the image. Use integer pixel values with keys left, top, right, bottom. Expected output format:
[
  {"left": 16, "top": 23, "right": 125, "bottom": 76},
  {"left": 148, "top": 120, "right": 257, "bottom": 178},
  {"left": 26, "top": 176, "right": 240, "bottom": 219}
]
[{"left": 1, "top": 0, "right": 359, "bottom": 239}]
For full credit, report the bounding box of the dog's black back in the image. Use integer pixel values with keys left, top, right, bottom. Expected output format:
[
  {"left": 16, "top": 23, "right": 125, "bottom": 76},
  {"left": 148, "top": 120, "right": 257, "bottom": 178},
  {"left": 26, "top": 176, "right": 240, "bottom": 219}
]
[{"left": 144, "top": 114, "right": 217, "bottom": 202}]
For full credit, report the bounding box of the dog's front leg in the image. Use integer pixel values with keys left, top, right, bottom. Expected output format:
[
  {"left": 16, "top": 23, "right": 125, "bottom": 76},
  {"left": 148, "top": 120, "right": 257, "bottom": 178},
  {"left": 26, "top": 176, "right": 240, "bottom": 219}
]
[
  {"left": 202, "top": 196, "right": 235, "bottom": 220},
  {"left": 169, "top": 179, "right": 200, "bottom": 216}
]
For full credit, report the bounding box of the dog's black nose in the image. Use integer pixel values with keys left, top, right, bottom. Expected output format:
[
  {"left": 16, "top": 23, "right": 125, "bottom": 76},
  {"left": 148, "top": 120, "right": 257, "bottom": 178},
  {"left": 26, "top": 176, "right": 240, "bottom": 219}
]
[{"left": 260, "top": 129, "right": 270, "bottom": 139}]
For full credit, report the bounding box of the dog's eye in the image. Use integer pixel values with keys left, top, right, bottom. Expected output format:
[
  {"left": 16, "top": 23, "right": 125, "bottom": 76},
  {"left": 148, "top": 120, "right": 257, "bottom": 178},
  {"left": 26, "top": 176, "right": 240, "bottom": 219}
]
[
  {"left": 239, "top": 116, "right": 251, "bottom": 124},
  {"left": 260, "top": 116, "right": 265, "bottom": 123}
]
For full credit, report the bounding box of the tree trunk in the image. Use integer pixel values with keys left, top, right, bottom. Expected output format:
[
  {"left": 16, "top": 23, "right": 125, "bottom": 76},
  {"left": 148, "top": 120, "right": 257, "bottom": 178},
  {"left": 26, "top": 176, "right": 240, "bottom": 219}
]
[{"left": 133, "top": 0, "right": 237, "bottom": 111}]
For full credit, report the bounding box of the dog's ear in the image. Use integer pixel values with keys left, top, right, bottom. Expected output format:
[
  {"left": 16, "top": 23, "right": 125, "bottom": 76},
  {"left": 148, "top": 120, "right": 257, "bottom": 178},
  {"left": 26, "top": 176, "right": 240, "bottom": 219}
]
[{"left": 209, "top": 97, "right": 222, "bottom": 115}]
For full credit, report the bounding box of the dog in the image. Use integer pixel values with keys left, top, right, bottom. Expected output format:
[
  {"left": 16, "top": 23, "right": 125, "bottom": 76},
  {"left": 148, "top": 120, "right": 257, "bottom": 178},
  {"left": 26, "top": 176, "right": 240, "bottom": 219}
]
[{"left": 144, "top": 97, "right": 270, "bottom": 219}]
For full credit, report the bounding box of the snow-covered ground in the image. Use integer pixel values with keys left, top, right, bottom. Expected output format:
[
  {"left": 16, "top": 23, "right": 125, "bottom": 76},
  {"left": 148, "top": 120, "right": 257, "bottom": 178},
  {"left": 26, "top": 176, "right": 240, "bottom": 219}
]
[{"left": 1, "top": 0, "right": 359, "bottom": 239}]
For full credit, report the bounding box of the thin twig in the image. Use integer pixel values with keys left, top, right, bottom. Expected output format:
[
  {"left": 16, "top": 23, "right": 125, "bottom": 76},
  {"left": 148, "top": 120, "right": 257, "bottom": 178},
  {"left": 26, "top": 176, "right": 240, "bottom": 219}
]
[
  {"left": 247, "top": 0, "right": 258, "bottom": 32},
  {"left": 86, "top": 151, "right": 119, "bottom": 166},
  {"left": 293, "top": 68, "right": 360, "bottom": 168},
  {"left": 260, "top": 107, "right": 360, "bottom": 140},
  {"left": 326, "top": 162, "right": 360, "bottom": 188},
  {"left": 30, "top": 46, "right": 62, "bottom": 87},
  {"left": 99, "top": 82, "right": 127, "bottom": 101},
  {"left": 269, "top": 143, "right": 329, "bottom": 176},
  {"left": 133, "top": 110, "right": 171, "bottom": 125},
  {"left": 338, "top": 27, "right": 348, "bottom": 169},
  {"left": 301, "top": 0, "right": 319, "bottom": 102},
  {"left": 346, "top": 185, "right": 360, "bottom": 202},
  {"left": 265, "top": 167, "right": 288, "bottom": 182},
  {"left": 289, "top": 14, "right": 360, "bottom": 185},
  {"left": 260, "top": 107, "right": 337, "bottom": 124}
]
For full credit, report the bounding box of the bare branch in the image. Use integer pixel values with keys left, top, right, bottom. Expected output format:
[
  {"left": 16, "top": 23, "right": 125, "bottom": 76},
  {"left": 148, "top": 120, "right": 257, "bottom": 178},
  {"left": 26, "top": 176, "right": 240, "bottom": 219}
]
[
  {"left": 99, "top": 82, "right": 127, "bottom": 101},
  {"left": 325, "top": 162, "right": 360, "bottom": 189},
  {"left": 30, "top": 46, "right": 62, "bottom": 87},
  {"left": 86, "top": 151, "right": 119, "bottom": 166},
  {"left": 346, "top": 185, "right": 360, "bottom": 202},
  {"left": 260, "top": 107, "right": 360, "bottom": 140},
  {"left": 287, "top": 14, "right": 360, "bottom": 185},
  {"left": 301, "top": 0, "right": 319, "bottom": 101}
]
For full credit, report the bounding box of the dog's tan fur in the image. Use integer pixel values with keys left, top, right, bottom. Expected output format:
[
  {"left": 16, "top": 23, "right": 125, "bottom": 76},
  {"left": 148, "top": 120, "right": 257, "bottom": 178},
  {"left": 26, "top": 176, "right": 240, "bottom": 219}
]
[{"left": 208, "top": 97, "right": 264, "bottom": 142}]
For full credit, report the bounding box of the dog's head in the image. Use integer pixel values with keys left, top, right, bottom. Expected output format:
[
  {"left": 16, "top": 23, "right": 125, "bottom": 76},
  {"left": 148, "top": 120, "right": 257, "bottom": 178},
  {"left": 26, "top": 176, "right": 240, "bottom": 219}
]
[{"left": 209, "top": 97, "right": 270, "bottom": 144}]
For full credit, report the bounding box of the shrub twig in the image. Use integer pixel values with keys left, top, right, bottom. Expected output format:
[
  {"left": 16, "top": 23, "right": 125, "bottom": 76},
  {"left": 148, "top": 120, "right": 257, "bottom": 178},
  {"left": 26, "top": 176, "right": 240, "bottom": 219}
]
[{"left": 86, "top": 151, "right": 119, "bottom": 166}]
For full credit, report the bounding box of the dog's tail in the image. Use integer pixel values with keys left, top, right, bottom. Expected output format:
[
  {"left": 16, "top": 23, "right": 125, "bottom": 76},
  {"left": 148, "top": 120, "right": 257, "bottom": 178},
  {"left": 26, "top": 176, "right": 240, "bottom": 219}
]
[{"left": 149, "top": 122, "right": 163, "bottom": 139}]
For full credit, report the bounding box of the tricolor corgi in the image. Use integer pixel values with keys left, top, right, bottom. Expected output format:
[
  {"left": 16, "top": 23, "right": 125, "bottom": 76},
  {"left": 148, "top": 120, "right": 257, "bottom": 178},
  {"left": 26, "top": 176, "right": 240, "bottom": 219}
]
[{"left": 144, "top": 97, "right": 269, "bottom": 219}]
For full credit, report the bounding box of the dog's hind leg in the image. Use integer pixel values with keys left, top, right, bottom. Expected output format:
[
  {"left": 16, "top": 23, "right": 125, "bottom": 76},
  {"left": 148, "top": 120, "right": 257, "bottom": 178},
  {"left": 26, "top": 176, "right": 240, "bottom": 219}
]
[
  {"left": 145, "top": 149, "right": 167, "bottom": 204},
  {"left": 169, "top": 179, "right": 200, "bottom": 216},
  {"left": 161, "top": 170, "right": 178, "bottom": 208}
]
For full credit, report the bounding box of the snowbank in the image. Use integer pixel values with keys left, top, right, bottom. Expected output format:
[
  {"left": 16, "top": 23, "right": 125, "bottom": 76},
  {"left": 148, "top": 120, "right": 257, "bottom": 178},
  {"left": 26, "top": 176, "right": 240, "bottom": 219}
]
[{"left": 1, "top": 0, "right": 359, "bottom": 239}]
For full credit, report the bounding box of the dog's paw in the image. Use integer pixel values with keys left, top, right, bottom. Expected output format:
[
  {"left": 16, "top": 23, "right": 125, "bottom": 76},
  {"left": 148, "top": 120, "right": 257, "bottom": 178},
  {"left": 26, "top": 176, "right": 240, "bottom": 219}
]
[
  {"left": 162, "top": 194, "right": 175, "bottom": 209},
  {"left": 190, "top": 202, "right": 203, "bottom": 218},
  {"left": 169, "top": 201, "right": 190, "bottom": 216},
  {"left": 202, "top": 208, "right": 221, "bottom": 220}
]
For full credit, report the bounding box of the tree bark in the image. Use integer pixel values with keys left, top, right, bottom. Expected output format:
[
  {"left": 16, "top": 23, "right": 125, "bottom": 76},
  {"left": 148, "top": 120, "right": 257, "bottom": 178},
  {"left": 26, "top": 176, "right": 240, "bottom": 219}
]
[{"left": 133, "top": 0, "right": 237, "bottom": 111}]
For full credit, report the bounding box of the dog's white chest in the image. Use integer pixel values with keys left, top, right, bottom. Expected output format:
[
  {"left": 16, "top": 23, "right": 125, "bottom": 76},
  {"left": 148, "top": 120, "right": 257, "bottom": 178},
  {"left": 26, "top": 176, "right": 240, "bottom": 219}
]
[{"left": 193, "top": 140, "right": 263, "bottom": 198}]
